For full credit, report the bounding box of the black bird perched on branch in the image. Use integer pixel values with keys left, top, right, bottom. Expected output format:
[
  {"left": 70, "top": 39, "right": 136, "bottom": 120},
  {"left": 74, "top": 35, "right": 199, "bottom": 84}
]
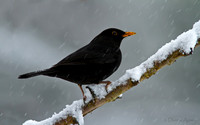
[{"left": 18, "top": 28, "right": 136, "bottom": 100}]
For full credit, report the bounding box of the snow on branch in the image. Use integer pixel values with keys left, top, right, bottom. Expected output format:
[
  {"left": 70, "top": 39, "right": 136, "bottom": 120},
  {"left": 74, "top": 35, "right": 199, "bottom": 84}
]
[{"left": 23, "top": 20, "right": 200, "bottom": 125}]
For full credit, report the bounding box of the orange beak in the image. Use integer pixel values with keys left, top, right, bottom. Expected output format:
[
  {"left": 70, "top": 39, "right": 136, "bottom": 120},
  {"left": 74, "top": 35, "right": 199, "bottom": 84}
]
[{"left": 122, "top": 32, "right": 136, "bottom": 37}]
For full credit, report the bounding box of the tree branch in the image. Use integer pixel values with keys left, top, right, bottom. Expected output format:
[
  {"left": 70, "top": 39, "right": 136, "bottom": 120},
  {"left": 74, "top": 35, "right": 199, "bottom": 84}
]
[
  {"left": 58, "top": 39, "right": 200, "bottom": 125},
  {"left": 23, "top": 20, "right": 200, "bottom": 125}
]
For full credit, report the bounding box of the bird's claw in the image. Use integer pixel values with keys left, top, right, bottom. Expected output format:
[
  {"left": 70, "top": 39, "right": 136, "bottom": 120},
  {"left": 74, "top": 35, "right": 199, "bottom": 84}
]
[
  {"left": 100, "top": 81, "right": 111, "bottom": 93},
  {"left": 105, "top": 84, "right": 110, "bottom": 93},
  {"left": 83, "top": 95, "right": 87, "bottom": 104},
  {"left": 86, "top": 86, "right": 97, "bottom": 100}
]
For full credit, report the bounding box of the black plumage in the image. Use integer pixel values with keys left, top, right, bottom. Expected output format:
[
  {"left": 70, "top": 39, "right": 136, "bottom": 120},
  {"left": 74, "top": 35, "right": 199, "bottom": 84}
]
[{"left": 18, "top": 28, "right": 136, "bottom": 100}]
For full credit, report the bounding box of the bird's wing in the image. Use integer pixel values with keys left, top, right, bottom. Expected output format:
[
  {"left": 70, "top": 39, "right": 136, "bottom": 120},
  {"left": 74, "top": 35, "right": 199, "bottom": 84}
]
[{"left": 53, "top": 47, "right": 116, "bottom": 67}]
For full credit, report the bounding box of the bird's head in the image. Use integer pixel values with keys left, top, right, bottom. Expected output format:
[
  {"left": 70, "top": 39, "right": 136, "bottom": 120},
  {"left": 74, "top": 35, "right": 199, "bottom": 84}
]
[
  {"left": 100, "top": 28, "right": 136, "bottom": 40},
  {"left": 91, "top": 28, "right": 136, "bottom": 50}
]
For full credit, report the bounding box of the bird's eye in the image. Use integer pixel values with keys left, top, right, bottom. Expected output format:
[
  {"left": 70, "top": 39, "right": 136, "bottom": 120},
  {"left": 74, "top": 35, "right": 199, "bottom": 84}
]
[{"left": 112, "top": 31, "right": 118, "bottom": 36}]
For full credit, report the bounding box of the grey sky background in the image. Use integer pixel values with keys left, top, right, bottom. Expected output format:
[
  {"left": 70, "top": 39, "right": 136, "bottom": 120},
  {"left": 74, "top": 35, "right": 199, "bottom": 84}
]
[{"left": 0, "top": 0, "right": 200, "bottom": 125}]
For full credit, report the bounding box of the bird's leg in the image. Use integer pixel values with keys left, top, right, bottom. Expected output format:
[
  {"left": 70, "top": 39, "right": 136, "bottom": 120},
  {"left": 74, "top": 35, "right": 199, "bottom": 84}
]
[
  {"left": 78, "top": 84, "right": 86, "bottom": 102},
  {"left": 99, "top": 81, "right": 111, "bottom": 93}
]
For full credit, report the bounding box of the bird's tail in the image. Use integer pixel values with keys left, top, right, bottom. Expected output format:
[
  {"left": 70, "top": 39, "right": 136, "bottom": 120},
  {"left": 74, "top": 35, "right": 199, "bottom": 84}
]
[{"left": 18, "top": 70, "right": 46, "bottom": 79}]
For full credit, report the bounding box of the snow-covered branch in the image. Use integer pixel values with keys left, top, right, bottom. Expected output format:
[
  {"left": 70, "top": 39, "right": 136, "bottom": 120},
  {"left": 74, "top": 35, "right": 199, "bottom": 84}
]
[{"left": 23, "top": 20, "right": 200, "bottom": 125}]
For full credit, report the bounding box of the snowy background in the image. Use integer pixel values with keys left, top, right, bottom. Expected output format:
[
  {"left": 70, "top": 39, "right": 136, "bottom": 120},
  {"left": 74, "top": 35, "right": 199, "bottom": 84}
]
[{"left": 0, "top": 0, "right": 200, "bottom": 125}]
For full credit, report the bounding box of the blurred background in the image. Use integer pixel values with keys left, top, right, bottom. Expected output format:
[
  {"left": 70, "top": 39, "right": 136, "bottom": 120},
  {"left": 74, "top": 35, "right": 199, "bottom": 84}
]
[{"left": 0, "top": 0, "right": 200, "bottom": 125}]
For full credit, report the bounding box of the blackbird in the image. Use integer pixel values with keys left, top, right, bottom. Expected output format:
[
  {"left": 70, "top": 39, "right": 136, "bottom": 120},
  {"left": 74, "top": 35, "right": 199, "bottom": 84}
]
[{"left": 18, "top": 28, "right": 136, "bottom": 100}]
